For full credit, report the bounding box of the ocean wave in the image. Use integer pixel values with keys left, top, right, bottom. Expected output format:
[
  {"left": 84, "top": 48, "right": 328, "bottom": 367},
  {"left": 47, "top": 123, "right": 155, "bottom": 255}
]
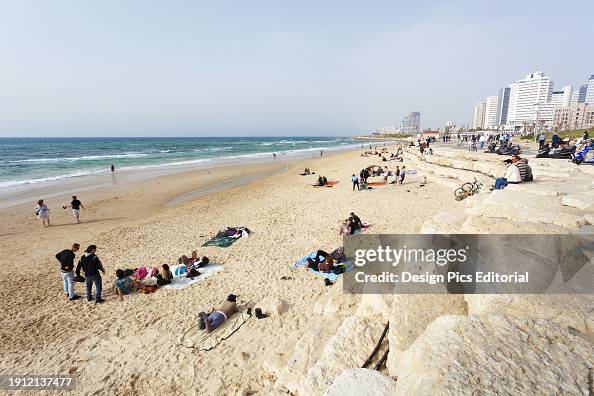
[
  {"left": 193, "top": 146, "right": 233, "bottom": 152},
  {"left": 2, "top": 152, "right": 149, "bottom": 164}
]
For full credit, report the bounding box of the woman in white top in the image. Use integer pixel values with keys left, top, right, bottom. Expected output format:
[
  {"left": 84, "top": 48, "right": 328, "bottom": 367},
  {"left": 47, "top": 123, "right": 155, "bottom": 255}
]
[
  {"left": 35, "top": 199, "right": 50, "bottom": 227},
  {"left": 493, "top": 159, "right": 521, "bottom": 190}
]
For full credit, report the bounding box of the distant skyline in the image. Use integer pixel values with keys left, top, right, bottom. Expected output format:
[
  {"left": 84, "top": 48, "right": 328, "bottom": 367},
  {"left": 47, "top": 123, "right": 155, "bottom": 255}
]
[{"left": 1, "top": 0, "right": 593, "bottom": 137}]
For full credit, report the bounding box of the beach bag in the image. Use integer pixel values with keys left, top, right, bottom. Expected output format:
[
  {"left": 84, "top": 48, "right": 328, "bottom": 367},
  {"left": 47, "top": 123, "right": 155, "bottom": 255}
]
[{"left": 171, "top": 265, "right": 187, "bottom": 278}]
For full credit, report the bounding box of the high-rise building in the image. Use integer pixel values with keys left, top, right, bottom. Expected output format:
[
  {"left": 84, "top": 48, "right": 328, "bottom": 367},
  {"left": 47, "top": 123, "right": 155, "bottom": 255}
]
[
  {"left": 483, "top": 95, "right": 499, "bottom": 129},
  {"left": 496, "top": 86, "right": 511, "bottom": 126},
  {"left": 506, "top": 71, "right": 554, "bottom": 130},
  {"left": 551, "top": 86, "right": 573, "bottom": 109},
  {"left": 400, "top": 112, "right": 421, "bottom": 133},
  {"left": 473, "top": 102, "right": 486, "bottom": 130},
  {"left": 586, "top": 75, "right": 594, "bottom": 104},
  {"left": 572, "top": 84, "right": 587, "bottom": 104}
]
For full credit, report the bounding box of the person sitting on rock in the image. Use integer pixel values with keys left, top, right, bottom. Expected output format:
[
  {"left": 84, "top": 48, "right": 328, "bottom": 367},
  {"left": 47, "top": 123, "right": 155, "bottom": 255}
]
[
  {"left": 197, "top": 294, "right": 239, "bottom": 333},
  {"left": 492, "top": 158, "right": 521, "bottom": 190},
  {"left": 515, "top": 157, "right": 533, "bottom": 182}
]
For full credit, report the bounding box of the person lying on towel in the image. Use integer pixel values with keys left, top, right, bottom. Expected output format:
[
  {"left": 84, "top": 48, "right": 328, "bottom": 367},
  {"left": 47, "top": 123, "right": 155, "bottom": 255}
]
[
  {"left": 305, "top": 250, "right": 334, "bottom": 272},
  {"left": 186, "top": 256, "right": 209, "bottom": 278},
  {"left": 197, "top": 294, "right": 239, "bottom": 333}
]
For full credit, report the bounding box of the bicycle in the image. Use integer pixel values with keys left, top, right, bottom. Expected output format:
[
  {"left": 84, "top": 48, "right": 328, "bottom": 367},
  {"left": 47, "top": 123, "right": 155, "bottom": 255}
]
[{"left": 454, "top": 177, "right": 482, "bottom": 201}]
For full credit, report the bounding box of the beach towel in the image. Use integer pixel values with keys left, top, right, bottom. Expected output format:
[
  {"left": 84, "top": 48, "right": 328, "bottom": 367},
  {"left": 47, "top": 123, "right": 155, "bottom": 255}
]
[
  {"left": 353, "top": 223, "right": 372, "bottom": 235},
  {"left": 179, "top": 311, "right": 250, "bottom": 350},
  {"left": 160, "top": 264, "right": 224, "bottom": 290},
  {"left": 202, "top": 228, "right": 248, "bottom": 247},
  {"left": 312, "top": 180, "right": 339, "bottom": 188},
  {"left": 292, "top": 254, "right": 354, "bottom": 282},
  {"left": 367, "top": 181, "right": 386, "bottom": 187}
]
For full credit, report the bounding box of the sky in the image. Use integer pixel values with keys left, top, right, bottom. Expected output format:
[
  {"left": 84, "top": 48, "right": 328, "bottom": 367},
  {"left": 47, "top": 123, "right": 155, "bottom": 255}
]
[{"left": 0, "top": 0, "right": 593, "bottom": 137}]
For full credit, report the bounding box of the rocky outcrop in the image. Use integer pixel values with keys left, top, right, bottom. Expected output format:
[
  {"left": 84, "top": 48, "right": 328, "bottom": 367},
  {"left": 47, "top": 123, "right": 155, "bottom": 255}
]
[
  {"left": 385, "top": 294, "right": 467, "bottom": 377},
  {"left": 324, "top": 369, "right": 397, "bottom": 396},
  {"left": 464, "top": 294, "right": 594, "bottom": 333},
  {"left": 299, "top": 314, "right": 387, "bottom": 395},
  {"left": 395, "top": 314, "right": 594, "bottom": 395},
  {"left": 465, "top": 190, "right": 585, "bottom": 228},
  {"left": 562, "top": 192, "right": 594, "bottom": 210}
]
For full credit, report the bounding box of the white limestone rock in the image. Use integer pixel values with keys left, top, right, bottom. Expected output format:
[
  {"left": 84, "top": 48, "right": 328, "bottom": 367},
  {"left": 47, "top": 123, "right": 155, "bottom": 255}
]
[
  {"left": 561, "top": 192, "right": 594, "bottom": 210},
  {"left": 299, "top": 315, "right": 387, "bottom": 395},
  {"left": 395, "top": 315, "right": 594, "bottom": 395},
  {"left": 465, "top": 190, "right": 585, "bottom": 228},
  {"left": 385, "top": 294, "right": 467, "bottom": 377},
  {"left": 324, "top": 368, "right": 397, "bottom": 396}
]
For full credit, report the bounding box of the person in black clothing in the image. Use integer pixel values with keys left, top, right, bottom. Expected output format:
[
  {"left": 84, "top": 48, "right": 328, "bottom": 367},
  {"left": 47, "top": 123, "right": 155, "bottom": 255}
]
[
  {"left": 349, "top": 212, "right": 363, "bottom": 234},
  {"left": 76, "top": 245, "right": 106, "bottom": 303},
  {"left": 63, "top": 195, "right": 85, "bottom": 224},
  {"left": 55, "top": 243, "right": 81, "bottom": 301},
  {"left": 305, "top": 250, "right": 334, "bottom": 272}
]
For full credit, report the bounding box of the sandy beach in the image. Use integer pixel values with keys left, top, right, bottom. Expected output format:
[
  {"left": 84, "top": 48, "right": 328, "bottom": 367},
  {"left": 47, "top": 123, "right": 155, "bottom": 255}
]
[{"left": 0, "top": 145, "right": 455, "bottom": 395}]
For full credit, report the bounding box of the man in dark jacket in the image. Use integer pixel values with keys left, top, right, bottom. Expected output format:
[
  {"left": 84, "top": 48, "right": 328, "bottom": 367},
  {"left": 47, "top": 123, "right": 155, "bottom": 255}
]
[
  {"left": 76, "top": 245, "right": 106, "bottom": 303},
  {"left": 55, "top": 243, "right": 81, "bottom": 301}
]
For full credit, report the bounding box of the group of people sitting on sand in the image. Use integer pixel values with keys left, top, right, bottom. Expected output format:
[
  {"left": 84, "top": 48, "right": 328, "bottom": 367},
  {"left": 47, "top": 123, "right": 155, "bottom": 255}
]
[
  {"left": 304, "top": 247, "right": 347, "bottom": 273},
  {"left": 314, "top": 175, "right": 329, "bottom": 186},
  {"left": 339, "top": 212, "right": 365, "bottom": 235},
  {"left": 492, "top": 154, "right": 533, "bottom": 190}
]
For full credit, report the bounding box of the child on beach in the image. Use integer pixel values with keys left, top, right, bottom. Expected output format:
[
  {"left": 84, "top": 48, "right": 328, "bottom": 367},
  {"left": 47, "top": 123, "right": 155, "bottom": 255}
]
[
  {"left": 35, "top": 199, "right": 50, "bottom": 227},
  {"left": 114, "top": 269, "right": 139, "bottom": 300},
  {"left": 197, "top": 294, "right": 239, "bottom": 333}
]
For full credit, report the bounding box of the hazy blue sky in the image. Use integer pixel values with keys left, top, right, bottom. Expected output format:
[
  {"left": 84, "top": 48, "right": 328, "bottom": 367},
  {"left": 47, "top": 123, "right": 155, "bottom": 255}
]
[{"left": 0, "top": 0, "right": 593, "bottom": 137}]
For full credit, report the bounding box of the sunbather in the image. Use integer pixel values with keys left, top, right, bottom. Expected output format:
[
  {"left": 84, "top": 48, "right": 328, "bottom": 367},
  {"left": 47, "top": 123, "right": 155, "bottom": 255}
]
[
  {"left": 156, "top": 263, "right": 173, "bottom": 286},
  {"left": 197, "top": 294, "right": 239, "bottom": 333},
  {"left": 305, "top": 250, "right": 334, "bottom": 272},
  {"left": 186, "top": 256, "right": 209, "bottom": 278}
]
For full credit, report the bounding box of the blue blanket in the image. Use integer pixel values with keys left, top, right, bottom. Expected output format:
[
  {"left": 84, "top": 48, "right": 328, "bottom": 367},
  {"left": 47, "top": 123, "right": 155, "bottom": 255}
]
[{"left": 292, "top": 253, "right": 353, "bottom": 282}]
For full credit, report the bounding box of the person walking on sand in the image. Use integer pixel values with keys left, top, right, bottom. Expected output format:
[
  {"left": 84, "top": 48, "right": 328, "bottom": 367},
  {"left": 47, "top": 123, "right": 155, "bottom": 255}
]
[
  {"left": 399, "top": 166, "right": 406, "bottom": 185},
  {"left": 76, "top": 245, "right": 106, "bottom": 303},
  {"left": 35, "top": 199, "right": 50, "bottom": 227},
  {"left": 63, "top": 195, "right": 85, "bottom": 224},
  {"left": 351, "top": 174, "right": 360, "bottom": 191},
  {"left": 55, "top": 243, "right": 81, "bottom": 301},
  {"left": 111, "top": 164, "right": 115, "bottom": 173}
]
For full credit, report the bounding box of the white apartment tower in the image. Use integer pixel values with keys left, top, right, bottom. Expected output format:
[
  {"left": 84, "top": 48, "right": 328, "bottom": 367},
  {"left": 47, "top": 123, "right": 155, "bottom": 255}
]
[
  {"left": 551, "top": 86, "right": 573, "bottom": 109},
  {"left": 473, "top": 102, "right": 486, "bottom": 130},
  {"left": 400, "top": 112, "right": 421, "bottom": 133},
  {"left": 506, "top": 71, "right": 554, "bottom": 131},
  {"left": 586, "top": 74, "right": 594, "bottom": 104},
  {"left": 483, "top": 95, "right": 499, "bottom": 129}
]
